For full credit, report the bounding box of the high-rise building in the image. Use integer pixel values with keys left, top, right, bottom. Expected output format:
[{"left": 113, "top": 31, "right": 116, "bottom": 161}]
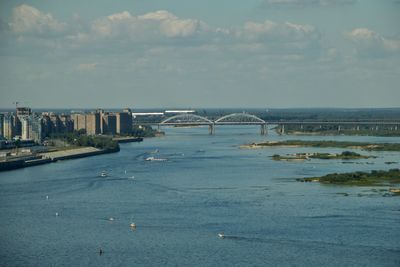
[
  {"left": 59, "top": 115, "right": 74, "bottom": 133},
  {"left": 116, "top": 112, "right": 132, "bottom": 135},
  {"left": 3, "top": 114, "right": 15, "bottom": 140},
  {"left": 101, "top": 113, "right": 117, "bottom": 135},
  {"left": 20, "top": 115, "right": 44, "bottom": 142},
  {"left": 49, "top": 114, "right": 62, "bottom": 133},
  {"left": 71, "top": 113, "right": 87, "bottom": 132},
  {"left": 40, "top": 115, "right": 52, "bottom": 137},
  {"left": 71, "top": 112, "right": 100, "bottom": 135},
  {"left": 85, "top": 113, "right": 101, "bottom": 135},
  {"left": 30, "top": 115, "right": 44, "bottom": 143},
  {"left": 21, "top": 116, "right": 30, "bottom": 140},
  {"left": 0, "top": 114, "right": 4, "bottom": 139},
  {"left": 16, "top": 107, "right": 32, "bottom": 116}
]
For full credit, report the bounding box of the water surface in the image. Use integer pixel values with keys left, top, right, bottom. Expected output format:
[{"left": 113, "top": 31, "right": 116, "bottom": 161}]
[{"left": 1, "top": 126, "right": 399, "bottom": 266}]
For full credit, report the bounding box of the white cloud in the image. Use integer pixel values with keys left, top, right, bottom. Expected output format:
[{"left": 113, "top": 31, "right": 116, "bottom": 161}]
[
  {"left": 9, "top": 4, "right": 67, "bottom": 35},
  {"left": 239, "top": 20, "right": 319, "bottom": 42},
  {"left": 233, "top": 20, "right": 321, "bottom": 56},
  {"left": 4, "top": 4, "right": 324, "bottom": 63},
  {"left": 347, "top": 28, "right": 400, "bottom": 56},
  {"left": 261, "top": 0, "right": 356, "bottom": 8},
  {"left": 90, "top": 10, "right": 208, "bottom": 40}
]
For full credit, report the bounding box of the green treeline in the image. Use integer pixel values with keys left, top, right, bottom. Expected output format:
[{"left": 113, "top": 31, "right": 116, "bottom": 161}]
[
  {"left": 275, "top": 124, "right": 400, "bottom": 137},
  {"left": 298, "top": 169, "right": 400, "bottom": 186},
  {"left": 50, "top": 130, "right": 119, "bottom": 151}
]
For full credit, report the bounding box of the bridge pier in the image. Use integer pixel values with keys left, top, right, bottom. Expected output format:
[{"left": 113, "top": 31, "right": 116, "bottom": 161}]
[
  {"left": 209, "top": 124, "right": 215, "bottom": 135},
  {"left": 260, "top": 124, "right": 267, "bottom": 135},
  {"left": 280, "top": 124, "right": 285, "bottom": 135}
]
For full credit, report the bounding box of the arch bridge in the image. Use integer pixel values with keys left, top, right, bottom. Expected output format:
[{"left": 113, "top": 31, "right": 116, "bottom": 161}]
[{"left": 158, "top": 113, "right": 267, "bottom": 135}]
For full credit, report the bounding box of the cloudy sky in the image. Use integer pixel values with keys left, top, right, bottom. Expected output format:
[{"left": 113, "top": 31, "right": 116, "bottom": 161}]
[{"left": 0, "top": 0, "right": 399, "bottom": 109}]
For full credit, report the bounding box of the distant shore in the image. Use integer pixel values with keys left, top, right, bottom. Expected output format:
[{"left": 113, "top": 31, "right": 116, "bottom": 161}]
[{"left": 240, "top": 140, "right": 400, "bottom": 151}]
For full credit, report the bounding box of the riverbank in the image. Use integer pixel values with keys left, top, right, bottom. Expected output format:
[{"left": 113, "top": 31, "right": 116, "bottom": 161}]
[
  {"left": 112, "top": 136, "right": 143, "bottom": 143},
  {"left": 0, "top": 146, "right": 119, "bottom": 172},
  {"left": 241, "top": 140, "right": 400, "bottom": 151}
]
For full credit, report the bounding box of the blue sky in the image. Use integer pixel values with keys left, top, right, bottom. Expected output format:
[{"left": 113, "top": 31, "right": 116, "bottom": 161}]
[{"left": 0, "top": 0, "right": 399, "bottom": 108}]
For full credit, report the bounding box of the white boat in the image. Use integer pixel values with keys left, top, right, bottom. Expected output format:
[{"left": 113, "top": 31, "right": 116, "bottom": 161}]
[
  {"left": 145, "top": 157, "right": 167, "bottom": 162},
  {"left": 100, "top": 171, "right": 108, "bottom": 177},
  {"left": 130, "top": 222, "right": 136, "bottom": 229},
  {"left": 218, "top": 233, "right": 225, "bottom": 239}
]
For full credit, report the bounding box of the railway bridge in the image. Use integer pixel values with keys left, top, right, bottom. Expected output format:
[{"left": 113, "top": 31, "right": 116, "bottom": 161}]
[{"left": 137, "top": 113, "right": 400, "bottom": 135}]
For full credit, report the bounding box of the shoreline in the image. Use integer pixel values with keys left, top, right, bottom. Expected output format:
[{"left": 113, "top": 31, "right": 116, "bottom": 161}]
[
  {"left": 0, "top": 135, "right": 147, "bottom": 172},
  {"left": 0, "top": 146, "right": 120, "bottom": 172},
  {"left": 112, "top": 136, "right": 143, "bottom": 143}
]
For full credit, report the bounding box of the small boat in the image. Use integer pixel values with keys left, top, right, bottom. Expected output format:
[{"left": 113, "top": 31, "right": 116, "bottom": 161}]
[
  {"left": 130, "top": 222, "right": 136, "bottom": 228},
  {"left": 145, "top": 157, "right": 167, "bottom": 162},
  {"left": 218, "top": 233, "right": 225, "bottom": 239},
  {"left": 108, "top": 217, "right": 114, "bottom": 221},
  {"left": 100, "top": 170, "right": 108, "bottom": 177}
]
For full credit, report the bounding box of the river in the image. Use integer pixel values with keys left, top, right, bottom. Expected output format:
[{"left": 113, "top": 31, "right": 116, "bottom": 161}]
[{"left": 0, "top": 126, "right": 399, "bottom": 266}]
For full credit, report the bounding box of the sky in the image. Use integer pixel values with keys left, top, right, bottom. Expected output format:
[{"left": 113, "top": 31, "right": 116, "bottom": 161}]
[{"left": 0, "top": 0, "right": 399, "bottom": 109}]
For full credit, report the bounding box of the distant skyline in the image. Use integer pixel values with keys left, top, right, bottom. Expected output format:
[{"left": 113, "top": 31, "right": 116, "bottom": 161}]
[{"left": 0, "top": 0, "right": 399, "bottom": 109}]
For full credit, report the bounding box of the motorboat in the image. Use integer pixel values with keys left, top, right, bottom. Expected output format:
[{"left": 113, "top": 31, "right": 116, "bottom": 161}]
[
  {"left": 100, "top": 170, "right": 108, "bottom": 177},
  {"left": 145, "top": 157, "right": 167, "bottom": 162},
  {"left": 218, "top": 233, "right": 225, "bottom": 239},
  {"left": 130, "top": 222, "right": 137, "bottom": 230}
]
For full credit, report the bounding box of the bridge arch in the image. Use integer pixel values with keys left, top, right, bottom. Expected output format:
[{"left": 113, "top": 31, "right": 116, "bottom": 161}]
[
  {"left": 160, "top": 114, "right": 213, "bottom": 125},
  {"left": 215, "top": 113, "right": 266, "bottom": 124}
]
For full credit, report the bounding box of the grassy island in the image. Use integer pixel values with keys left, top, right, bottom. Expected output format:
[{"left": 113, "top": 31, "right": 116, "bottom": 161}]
[
  {"left": 242, "top": 140, "right": 400, "bottom": 151},
  {"left": 297, "top": 169, "right": 400, "bottom": 188},
  {"left": 272, "top": 151, "right": 374, "bottom": 161}
]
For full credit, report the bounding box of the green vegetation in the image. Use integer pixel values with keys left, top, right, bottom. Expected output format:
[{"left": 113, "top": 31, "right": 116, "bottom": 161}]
[
  {"left": 250, "top": 140, "right": 400, "bottom": 151},
  {"left": 275, "top": 124, "right": 400, "bottom": 137},
  {"left": 131, "top": 125, "right": 158, "bottom": 137},
  {"left": 272, "top": 151, "right": 374, "bottom": 161},
  {"left": 297, "top": 169, "right": 400, "bottom": 186},
  {"left": 49, "top": 130, "right": 119, "bottom": 151}
]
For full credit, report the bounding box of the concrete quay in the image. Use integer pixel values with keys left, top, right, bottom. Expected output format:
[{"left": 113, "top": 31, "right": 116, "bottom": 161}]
[{"left": 0, "top": 146, "right": 119, "bottom": 172}]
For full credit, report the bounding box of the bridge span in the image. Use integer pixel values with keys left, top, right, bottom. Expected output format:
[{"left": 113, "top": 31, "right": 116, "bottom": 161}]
[
  {"left": 157, "top": 113, "right": 267, "bottom": 135},
  {"left": 136, "top": 113, "right": 400, "bottom": 135}
]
